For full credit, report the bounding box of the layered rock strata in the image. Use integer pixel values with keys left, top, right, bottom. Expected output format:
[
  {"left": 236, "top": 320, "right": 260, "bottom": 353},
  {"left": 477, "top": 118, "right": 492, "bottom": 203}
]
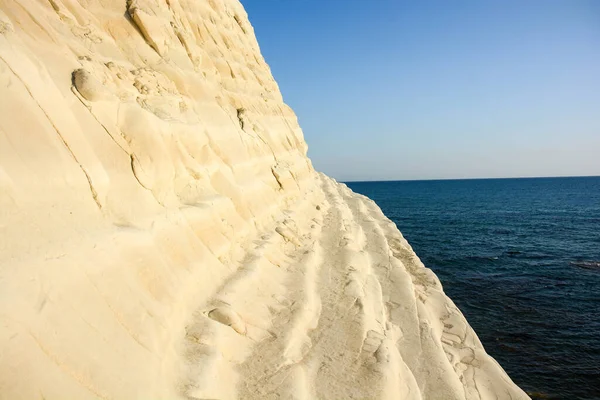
[{"left": 0, "top": 0, "right": 528, "bottom": 398}]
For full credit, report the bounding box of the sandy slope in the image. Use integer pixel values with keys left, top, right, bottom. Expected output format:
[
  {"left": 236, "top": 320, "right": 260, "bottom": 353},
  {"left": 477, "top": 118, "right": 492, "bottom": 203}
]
[{"left": 0, "top": 0, "right": 527, "bottom": 398}]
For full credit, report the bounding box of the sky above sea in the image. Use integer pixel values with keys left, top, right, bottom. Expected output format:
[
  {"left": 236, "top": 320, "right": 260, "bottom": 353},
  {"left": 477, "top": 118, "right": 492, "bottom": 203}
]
[{"left": 240, "top": 0, "right": 600, "bottom": 181}]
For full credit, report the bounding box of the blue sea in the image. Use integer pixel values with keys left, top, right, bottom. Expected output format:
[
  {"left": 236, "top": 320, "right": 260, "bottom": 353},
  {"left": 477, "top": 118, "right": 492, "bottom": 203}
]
[{"left": 347, "top": 177, "right": 600, "bottom": 400}]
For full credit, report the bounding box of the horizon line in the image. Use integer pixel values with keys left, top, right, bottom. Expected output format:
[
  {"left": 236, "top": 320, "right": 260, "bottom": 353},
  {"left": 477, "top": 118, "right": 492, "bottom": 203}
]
[{"left": 341, "top": 174, "right": 600, "bottom": 184}]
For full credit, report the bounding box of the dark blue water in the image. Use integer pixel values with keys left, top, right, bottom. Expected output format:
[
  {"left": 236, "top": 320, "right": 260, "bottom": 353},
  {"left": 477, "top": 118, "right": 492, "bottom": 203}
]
[{"left": 347, "top": 177, "right": 600, "bottom": 400}]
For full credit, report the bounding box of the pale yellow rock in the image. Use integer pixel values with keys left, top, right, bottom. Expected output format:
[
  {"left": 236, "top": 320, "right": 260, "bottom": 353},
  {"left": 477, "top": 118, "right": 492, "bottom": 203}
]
[
  {"left": 72, "top": 68, "right": 114, "bottom": 101},
  {"left": 0, "top": 0, "right": 528, "bottom": 399},
  {"left": 208, "top": 306, "right": 246, "bottom": 335}
]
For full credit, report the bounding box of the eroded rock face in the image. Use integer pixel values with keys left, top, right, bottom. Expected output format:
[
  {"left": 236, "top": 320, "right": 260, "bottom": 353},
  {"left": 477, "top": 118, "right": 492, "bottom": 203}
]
[
  {"left": 208, "top": 306, "right": 246, "bottom": 335},
  {"left": 73, "top": 68, "right": 114, "bottom": 101},
  {"left": 0, "top": 1, "right": 528, "bottom": 399}
]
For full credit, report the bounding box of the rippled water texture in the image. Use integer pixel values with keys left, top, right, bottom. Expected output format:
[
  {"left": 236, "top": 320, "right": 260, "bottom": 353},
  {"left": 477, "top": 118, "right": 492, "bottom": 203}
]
[{"left": 347, "top": 177, "right": 600, "bottom": 400}]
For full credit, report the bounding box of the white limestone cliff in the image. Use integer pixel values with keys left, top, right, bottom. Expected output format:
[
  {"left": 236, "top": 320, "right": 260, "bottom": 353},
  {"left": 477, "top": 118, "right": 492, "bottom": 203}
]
[{"left": 0, "top": 0, "right": 529, "bottom": 398}]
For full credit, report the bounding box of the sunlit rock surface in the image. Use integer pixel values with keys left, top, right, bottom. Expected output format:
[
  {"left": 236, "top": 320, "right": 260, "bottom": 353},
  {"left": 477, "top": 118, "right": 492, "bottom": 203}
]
[{"left": 0, "top": 1, "right": 528, "bottom": 398}]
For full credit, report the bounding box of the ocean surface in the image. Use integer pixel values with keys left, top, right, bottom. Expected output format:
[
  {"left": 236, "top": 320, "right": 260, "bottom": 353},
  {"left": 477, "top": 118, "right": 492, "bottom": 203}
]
[{"left": 346, "top": 177, "right": 600, "bottom": 400}]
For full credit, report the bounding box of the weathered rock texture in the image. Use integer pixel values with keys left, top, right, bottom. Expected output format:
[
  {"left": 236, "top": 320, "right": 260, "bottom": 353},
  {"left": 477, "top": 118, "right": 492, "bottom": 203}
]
[{"left": 0, "top": 0, "right": 528, "bottom": 399}]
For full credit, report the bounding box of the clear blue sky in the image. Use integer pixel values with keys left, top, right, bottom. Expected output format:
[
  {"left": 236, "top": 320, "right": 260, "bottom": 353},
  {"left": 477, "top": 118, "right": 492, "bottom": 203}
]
[{"left": 241, "top": 0, "right": 600, "bottom": 181}]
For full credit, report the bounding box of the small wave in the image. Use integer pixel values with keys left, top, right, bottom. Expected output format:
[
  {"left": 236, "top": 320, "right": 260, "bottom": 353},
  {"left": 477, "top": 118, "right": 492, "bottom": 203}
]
[
  {"left": 466, "top": 255, "right": 499, "bottom": 261},
  {"left": 570, "top": 260, "right": 600, "bottom": 270},
  {"left": 505, "top": 251, "right": 552, "bottom": 260},
  {"left": 492, "top": 228, "right": 513, "bottom": 235},
  {"left": 522, "top": 254, "right": 552, "bottom": 260},
  {"left": 503, "top": 331, "right": 535, "bottom": 341}
]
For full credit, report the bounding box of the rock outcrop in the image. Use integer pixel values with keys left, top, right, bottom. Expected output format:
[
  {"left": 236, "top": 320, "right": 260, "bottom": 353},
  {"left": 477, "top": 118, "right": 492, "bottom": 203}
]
[{"left": 0, "top": 0, "right": 528, "bottom": 399}]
